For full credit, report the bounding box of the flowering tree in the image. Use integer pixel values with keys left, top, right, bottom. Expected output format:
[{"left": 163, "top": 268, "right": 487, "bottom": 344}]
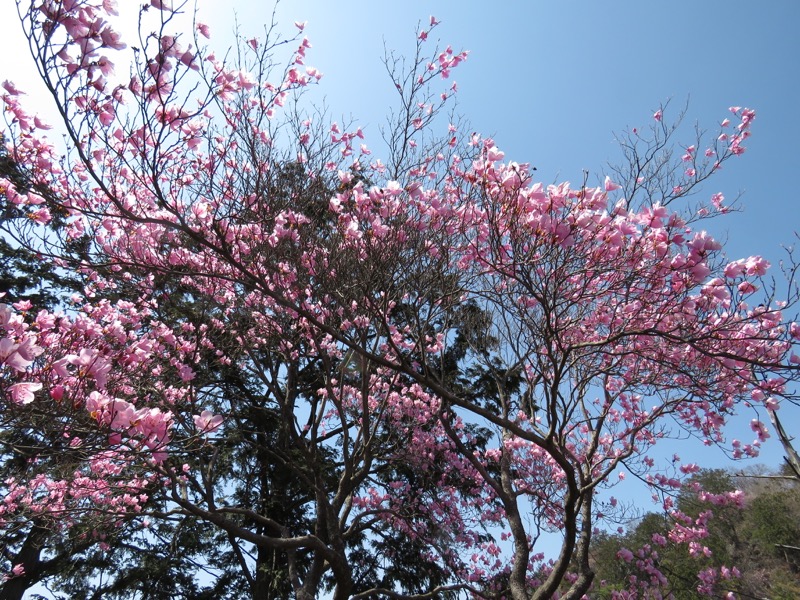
[{"left": 1, "top": 1, "right": 799, "bottom": 599}]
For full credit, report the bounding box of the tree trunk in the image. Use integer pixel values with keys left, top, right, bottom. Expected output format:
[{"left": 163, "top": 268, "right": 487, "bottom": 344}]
[
  {"left": 769, "top": 410, "right": 800, "bottom": 480},
  {"left": 0, "top": 523, "right": 48, "bottom": 600}
]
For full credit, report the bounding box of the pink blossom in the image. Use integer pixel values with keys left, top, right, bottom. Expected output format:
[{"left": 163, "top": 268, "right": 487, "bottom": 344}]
[
  {"left": 0, "top": 9, "right": 784, "bottom": 590},
  {"left": 737, "top": 281, "right": 757, "bottom": 294},
  {"left": 2, "top": 80, "right": 24, "bottom": 96},
  {"left": 744, "top": 256, "right": 770, "bottom": 276},
  {"left": 603, "top": 176, "right": 621, "bottom": 192},
  {"left": 8, "top": 382, "right": 42, "bottom": 404},
  {"left": 67, "top": 349, "right": 112, "bottom": 388},
  {"left": 486, "top": 146, "right": 504, "bottom": 162},
  {"left": 617, "top": 548, "right": 634, "bottom": 562},
  {"left": 177, "top": 364, "right": 195, "bottom": 382},
  {"left": 750, "top": 419, "right": 770, "bottom": 442},
  {"left": 0, "top": 338, "right": 36, "bottom": 371},
  {"left": 150, "top": 0, "right": 173, "bottom": 11},
  {"left": 100, "top": 28, "right": 126, "bottom": 50},
  {"left": 33, "top": 116, "right": 52, "bottom": 130},
  {"left": 102, "top": 0, "right": 119, "bottom": 16},
  {"left": 193, "top": 410, "right": 223, "bottom": 433},
  {"left": 11, "top": 300, "right": 32, "bottom": 311}
]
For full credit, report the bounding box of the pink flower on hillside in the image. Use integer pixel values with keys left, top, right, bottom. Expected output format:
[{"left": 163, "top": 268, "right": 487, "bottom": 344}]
[{"left": 617, "top": 548, "right": 634, "bottom": 562}]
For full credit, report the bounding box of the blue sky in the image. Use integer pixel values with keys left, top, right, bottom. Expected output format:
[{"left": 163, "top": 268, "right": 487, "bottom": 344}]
[{"left": 1, "top": 0, "right": 798, "bottom": 501}]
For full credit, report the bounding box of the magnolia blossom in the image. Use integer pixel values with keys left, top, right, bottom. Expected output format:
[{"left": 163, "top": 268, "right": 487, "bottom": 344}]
[
  {"left": 604, "top": 175, "right": 621, "bottom": 191},
  {"left": 193, "top": 410, "right": 223, "bottom": 433},
  {"left": 617, "top": 548, "right": 634, "bottom": 562},
  {"left": 0, "top": 339, "right": 32, "bottom": 371},
  {"left": 8, "top": 382, "right": 42, "bottom": 404}
]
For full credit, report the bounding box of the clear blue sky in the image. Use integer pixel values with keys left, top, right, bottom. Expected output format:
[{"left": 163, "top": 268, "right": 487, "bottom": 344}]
[{"left": 1, "top": 0, "right": 798, "bottom": 482}]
